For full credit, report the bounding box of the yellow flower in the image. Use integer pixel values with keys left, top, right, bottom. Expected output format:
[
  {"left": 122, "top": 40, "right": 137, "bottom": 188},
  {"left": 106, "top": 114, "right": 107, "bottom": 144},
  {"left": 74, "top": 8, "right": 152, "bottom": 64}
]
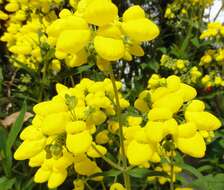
[
  {"left": 185, "top": 111, "right": 221, "bottom": 131},
  {"left": 14, "top": 138, "right": 46, "bottom": 160},
  {"left": 52, "top": 59, "right": 61, "bottom": 72},
  {"left": 33, "top": 101, "right": 68, "bottom": 116},
  {"left": 29, "top": 151, "right": 46, "bottom": 167},
  {"left": 145, "top": 121, "right": 164, "bottom": 142},
  {"left": 87, "top": 144, "right": 107, "bottom": 158},
  {"left": 81, "top": 0, "right": 118, "bottom": 26},
  {"left": 65, "top": 49, "right": 88, "bottom": 67},
  {"left": 186, "top": 100, "right": 205, "bottom": 112},
  {"left": 175, "top": 84, "right": 197, "bottom": 102},
  {"left": 42, "top": 112, "right": 69, "bottom": 135},
  {"left": 94, "top": 36, "right": 125, "bottom": 61},
  {"left": 122, "top": 5, "right": 145, "bottom": 22},
  {"left": 148, "top": 108, "right": 173, "bottom": 121},
  {"left": 127, "top": 116, "right": 142, "bottom": 126},
  {"left": 56, "top": 29, "right": 90, "bottom": 55},
  {"left": 122, "top": 18, "right": 160, "bottom": 42},
  {"left": 66, "top": 121, "right": 86, "bottom": 134},
  {"left": 95, "top": 130, "right": 110, "bottom": 144},
  {"left": 34, "top": 167, "right": 51, "bottom": 183},
  {"left": 129, "top": 43, "right": 144, "bottom": 56},
  {"left": 66, "top": 130, "right": 92, "bottom": 154},
  {"left": 166, "top": 75, "right": 181, "bottom": 92},
  {"left": 73, "top": 179, "right": 85, "bottom": 190},
  {"left": 0, "top": 10, "right": 8, "bottom": 20},
  {"left": 74, "top": 158, "right": 102, "bottom": 178},
  {"left": 175, "top": 188, "right": 193, "bottom": 190},
  {"left": 47, "top": 170, "right": 67, "bottom": 189},
  {"left": 176, "top": 132, "right": 206, "bottom": 158},
  {"left": 134, "top": 98, "right": 149, "bottom": 113},
  {"left": 127, "top": 140, "right": 152, "bottom": 165},
  {"left": 110, "top": 183, "right": 126, "bottom": 190},
  {"left": 5, "top": 2, "right": 19, "bottom": 12},
  {"left": 97, "top": 24, "right": 122, "bottom": 39},
  {"left": 20, "top": 125, "right": 44, "bottom": 140},
  {"left": 177, "top": 122, "right": 197, "bottom": 138},
  {"left": 153, "top": 93, "right": 183, "bottom": 114}
]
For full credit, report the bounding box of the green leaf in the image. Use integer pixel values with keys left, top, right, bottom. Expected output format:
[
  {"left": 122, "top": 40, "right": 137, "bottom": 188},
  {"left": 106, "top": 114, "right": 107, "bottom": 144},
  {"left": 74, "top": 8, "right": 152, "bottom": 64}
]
[
  {"left": 191, "top": 37, "right": 200, "bottom": 48},
  {"left": 176, "top": 162, "right": 203, "bottom": 179},
  {"left": 75, "top": 64, "right": 94, "bottom": 74},
  {"left": 0, "top": 127, "right": 7, "bottom": 152},
  {"left": 89, "top": 169, "right": 122, "bottom": 178},
  {"left": 127, "top": 168, "right": 168, "bottom": 178},
  {"left": 0, "top": 67, "right": 3, "bottom": 93},
  {"left": 6, "top": 101, "right": 27, "bottom": 155},
  {"left": 4, "top": 101, "right": 27, "bottom": 176},
  {"left": 0, "top": 177, "right": 16, "bottom": 190}
]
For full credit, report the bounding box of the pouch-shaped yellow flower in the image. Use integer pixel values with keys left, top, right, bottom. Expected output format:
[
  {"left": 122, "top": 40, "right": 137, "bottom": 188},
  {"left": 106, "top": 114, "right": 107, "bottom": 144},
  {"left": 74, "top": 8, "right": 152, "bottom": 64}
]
[
  {"left": 33, "top": 101, "right": 68, "bottom": 116},
  {"left": 185, "top": 111, "right": 221, "bottom": 131},
  {"left": 56, "top": 29, "right": 90, "bottom": 55},
  {"left": 48, "top": 169, "right": 67, "bottom": 189},
  {"left": 66, "top": 130, "right": 92, "bottom": 154},
  {"left": 14, "top": 138, "right": 46, "bottom": 160},
  {"left": 42, "top": 112, "right": 69, "bottom": 135},
  {"left": 97, "top": 24, "right": 122, "bottom": 39},
  {"left": 20, "top": 125, "right": 44, "bottom": 140},
  {"left": 175, "top": 84, "right": 197, "bottom": 102},
  {"left": 66, "top": 121, "right": 86, "bottom": 134},
  {"left": 110, "top": 183, "right": 126, "bottom": 190},
  {"left": 129, "top": 43, "right": 145, "bottom": 56},
  {"left": 177, "top": 122, "right": 197, "bottom": 138},
  {"left": 127, "top": 140, "right": 152, "bottom": 165},
  {"left": 94, "top": 36, "right": 125, "bottom": 61},
  {"left": 87, "top": 144, "right": 107, "bottom": 158},
  {"left": 134, "top": 98, "right": 149, "bottom": 113},
  {"left": 34, "top": 167, "right": 51, "bottom": 183},
  {"left": 176, "top": 132, "right": 206, "bottom": 158},
  {"left": 148, "top": 107, "right": 173, "bottom": 121},
  {"left": 82, "top": 0, "right": 118, "bottom": 26},
  {"left": 153, "top": 93, "right": 183, "bottom": 114},
  {"left": 65, "top": 49, "right": 87, "bottom": 67},
  {"left": 166, "top": 75, "right": 181, "bottom": 92},
  {"left": 29, "top": 150, "right": 46, "bottom": 167},
  {"left": 145, "top": 121, "right": 164, "bottom": 142},
  {"left": 186, "top": 100, "right": 205, "bottom": 112},
  {"left": 74, "top": 158, "right": 101, "bottom": 177},
  {"left": 123, "top": 5, "right": 145, "bottom": 22},
  {"left": 86, "top": 110, "right": 107, "bottom": 125},
  {"left": 121, "top": 18, "right": 159, "bottom": 42}
]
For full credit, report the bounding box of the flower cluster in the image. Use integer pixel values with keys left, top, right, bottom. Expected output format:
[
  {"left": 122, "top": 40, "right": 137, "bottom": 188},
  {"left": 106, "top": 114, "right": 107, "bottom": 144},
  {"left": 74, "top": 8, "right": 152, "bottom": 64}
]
[
  {"left": 200, "top": 22, "right": 224, "bottom": 39},
  {"left": 0, "top": 0, "right": 64, "bottom": 71},
  {"left": 14, "top": 78, "right": 129, "bottom": 189},
  {"left": 160, "top": 55, "right": 189, "bottom": 73},
  {"left": 129, "top": 75, "right": 221, "bottom": 167},
  {"left": 47, "top": 0, "right": 159, "bottom": 70},
  {"left": 164, "top": 0, "right": 213, "bottom": 19}
]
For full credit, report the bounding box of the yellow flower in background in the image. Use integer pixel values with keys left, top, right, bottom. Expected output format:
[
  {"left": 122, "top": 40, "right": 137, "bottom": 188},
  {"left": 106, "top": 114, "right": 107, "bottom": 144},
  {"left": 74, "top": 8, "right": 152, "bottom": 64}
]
[{"left": 110, "top": 183, "right": 126, "bottom": 190}]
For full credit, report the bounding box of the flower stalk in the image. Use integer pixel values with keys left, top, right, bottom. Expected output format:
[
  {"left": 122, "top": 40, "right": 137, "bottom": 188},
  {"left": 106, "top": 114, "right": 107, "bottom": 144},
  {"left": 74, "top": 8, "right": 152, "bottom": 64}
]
[{"left": 109, "top": 70, "right": 131, "bottom": 190}]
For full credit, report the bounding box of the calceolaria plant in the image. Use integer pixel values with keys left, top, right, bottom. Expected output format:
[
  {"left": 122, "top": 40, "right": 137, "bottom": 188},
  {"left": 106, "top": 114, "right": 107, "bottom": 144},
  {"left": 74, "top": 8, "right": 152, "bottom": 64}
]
[
  {"left": 14, "top": 75, "right": 221, "bottom": 190},
  {"left": 5, "top": 0, "right": 222, "bottom": 190}
]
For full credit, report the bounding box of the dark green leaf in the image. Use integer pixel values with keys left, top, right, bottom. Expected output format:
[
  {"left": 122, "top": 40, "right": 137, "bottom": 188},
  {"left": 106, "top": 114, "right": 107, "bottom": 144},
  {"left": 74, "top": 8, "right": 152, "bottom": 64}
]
[
  {"left": 0, "top": 177, "right": 16, "bottom": 190},
  {"left": 127, "top": 168, "right": 168, "bottom": 178},
  {"left": 89, "top": 169, "right": 122, "bottom": 178}
]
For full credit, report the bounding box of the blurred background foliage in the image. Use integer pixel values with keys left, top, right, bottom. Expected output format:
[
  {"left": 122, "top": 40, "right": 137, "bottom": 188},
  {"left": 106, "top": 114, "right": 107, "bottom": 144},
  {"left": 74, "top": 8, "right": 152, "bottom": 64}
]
[{"left": 0, "top": 0, "right": 224, "bottom": 190}]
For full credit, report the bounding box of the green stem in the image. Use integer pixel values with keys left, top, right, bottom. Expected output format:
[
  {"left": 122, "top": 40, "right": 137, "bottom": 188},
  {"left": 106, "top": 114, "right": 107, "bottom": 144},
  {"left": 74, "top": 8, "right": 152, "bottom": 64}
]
[
  {"left": 170, "top": 148, "right": 175, "bottom": 190},
  {"left": 109, "top": 71, "right": 131, "bottom": 190},
  {"left": 91, "top": 144, "right": 123, "bottom": 171}
]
